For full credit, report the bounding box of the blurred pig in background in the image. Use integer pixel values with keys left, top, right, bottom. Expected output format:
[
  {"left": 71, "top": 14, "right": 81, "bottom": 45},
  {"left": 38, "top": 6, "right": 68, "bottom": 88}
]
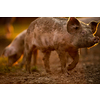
[{"left": 2, "top": 29, "right": 26, "bottom": 66}]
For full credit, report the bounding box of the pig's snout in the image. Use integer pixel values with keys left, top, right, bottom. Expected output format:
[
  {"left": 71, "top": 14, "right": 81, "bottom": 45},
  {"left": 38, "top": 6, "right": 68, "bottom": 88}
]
[{"left": 93, "top": 36, "right": 100, "bottom": 43}]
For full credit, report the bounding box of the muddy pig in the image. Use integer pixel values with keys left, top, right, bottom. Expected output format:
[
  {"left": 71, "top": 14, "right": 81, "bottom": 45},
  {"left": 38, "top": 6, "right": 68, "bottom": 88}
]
[
  {"left": 24, "top": 17, "right": 99, "bottom": 74},
  {"left": 2, "top": 29, "right": 27, "bottom": 66}
]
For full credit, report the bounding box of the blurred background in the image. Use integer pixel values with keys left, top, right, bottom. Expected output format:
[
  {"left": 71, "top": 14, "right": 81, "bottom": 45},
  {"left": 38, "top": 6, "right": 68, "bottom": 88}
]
[{"left": 0, "top": 17, "right": 38, "bottom": 39}]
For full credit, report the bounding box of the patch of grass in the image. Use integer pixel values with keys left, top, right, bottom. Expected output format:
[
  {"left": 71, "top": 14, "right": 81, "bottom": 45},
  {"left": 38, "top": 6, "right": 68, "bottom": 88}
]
[
  {"left": 31, "top": 66, "right": 39, "bottom": 72},
  {"left": 0, "top": 57, "right": 9, "bottom": 73},
  {"left": 0, "top": 57, "right": 22, "bottom": 74},
  {"left": 0, "top": 57, "right": 7, "bottom": 65}
]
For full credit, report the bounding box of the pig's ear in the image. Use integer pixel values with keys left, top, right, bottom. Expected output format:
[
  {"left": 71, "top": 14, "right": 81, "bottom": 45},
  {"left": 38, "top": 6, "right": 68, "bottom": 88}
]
[
  {"left": 89, "top": 21, "right": 98, "bottom": 33},
  {"left": 67, "top": 17, "right": 82, "bottom": 34}
]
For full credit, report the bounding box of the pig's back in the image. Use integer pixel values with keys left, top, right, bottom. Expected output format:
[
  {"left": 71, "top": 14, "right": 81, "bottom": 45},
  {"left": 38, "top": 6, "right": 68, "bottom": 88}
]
[
  {"left": 27, "top": 17, "right": 68, "bottom": 35},
  {"left": 27, "top": 17, "right": 69, "bottom": 49},
  {"left": 11, "top": 29, "right": 27, "bottom": 49}
]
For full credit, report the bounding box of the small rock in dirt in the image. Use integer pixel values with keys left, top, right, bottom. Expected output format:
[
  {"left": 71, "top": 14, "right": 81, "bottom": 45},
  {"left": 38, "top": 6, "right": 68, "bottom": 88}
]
[{"left": 88, "top": 79, "right": 93, "bottom": 83}]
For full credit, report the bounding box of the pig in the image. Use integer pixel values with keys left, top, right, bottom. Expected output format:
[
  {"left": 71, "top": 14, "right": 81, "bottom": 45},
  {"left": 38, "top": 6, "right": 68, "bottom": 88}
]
[
  {"left": 2, "top": 29, "right": 38, "bottom": 67},
  {"left": 23, "top": 17, "right": 99, "bottom": 74},
  {"left": 2, "top": 29, "right": 26, "bottom": 66}
]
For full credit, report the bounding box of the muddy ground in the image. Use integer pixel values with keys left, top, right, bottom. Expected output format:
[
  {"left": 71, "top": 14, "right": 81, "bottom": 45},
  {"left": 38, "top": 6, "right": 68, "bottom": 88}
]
[{"left": 0, "top": 36, "right": 100, "bottom": 84}]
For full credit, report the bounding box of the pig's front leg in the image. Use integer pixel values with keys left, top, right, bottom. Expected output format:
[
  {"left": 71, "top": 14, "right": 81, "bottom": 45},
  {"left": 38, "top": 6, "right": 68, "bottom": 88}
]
[
  {"left": 67, "top": 50, "right": 79, "bottom": 71},
  {"left": 25, "top": 50, "right": 33, "bottom": 73},
  {"left": 56, "top": 50, "right": 67, "bottom": 73},
  {"left": 42, "top": 50, "right": 51, "bottom": 73},
  {"left": 32, "top": 49, "right": 38, "bottom": 66},
  {"left": 24, "top": 43, "right": 33, "bottom": 73}
]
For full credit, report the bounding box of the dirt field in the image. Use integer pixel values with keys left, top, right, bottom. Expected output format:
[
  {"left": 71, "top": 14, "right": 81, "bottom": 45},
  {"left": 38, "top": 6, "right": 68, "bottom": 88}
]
[{"left": 0, "top": 35, "right": 100, "bottom": 84}]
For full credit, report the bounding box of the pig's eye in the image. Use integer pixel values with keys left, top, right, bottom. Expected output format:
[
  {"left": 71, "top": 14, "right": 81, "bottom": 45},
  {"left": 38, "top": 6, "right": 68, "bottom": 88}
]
[
  {"left": 81, "top": 31, "right": 86, "bottom": 36},
  {"left": 74, "top": 26, "right": 79, "bottom": 30}
]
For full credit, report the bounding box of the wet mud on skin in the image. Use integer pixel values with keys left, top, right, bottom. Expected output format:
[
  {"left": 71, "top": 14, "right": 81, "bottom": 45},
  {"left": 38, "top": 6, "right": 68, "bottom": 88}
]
[{"left": 0, "top": 36, "right": 100, "bottom": 84}]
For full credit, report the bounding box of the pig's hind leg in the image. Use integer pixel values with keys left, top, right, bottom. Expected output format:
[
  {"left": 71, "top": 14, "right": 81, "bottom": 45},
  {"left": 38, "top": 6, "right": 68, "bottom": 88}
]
[{"left": 20, "top": 49, "right": 38, "bottom": 69}]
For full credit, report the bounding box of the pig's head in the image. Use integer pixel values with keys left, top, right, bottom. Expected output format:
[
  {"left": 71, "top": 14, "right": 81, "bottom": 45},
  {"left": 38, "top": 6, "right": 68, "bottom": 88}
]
[
  {"left": 67, "top": 17, "right": 99, "bottom": 48},
  {"left": 2, "top": 46, "right": 17, "bottom": 57}
]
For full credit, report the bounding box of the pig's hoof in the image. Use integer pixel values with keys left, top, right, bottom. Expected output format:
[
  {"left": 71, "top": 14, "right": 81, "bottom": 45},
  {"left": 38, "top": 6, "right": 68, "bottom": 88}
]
[
  {"left": 63, "top": 70, "right": 70, "bottom": 75},
  {"left": 60, "top": 69, "right": 70, "bottom": 76},
  {"left": 67, "top": 64, "right": 75, "bottom": 71},
  {"left": 61, "top": 68, "right": 68, "bottom": 73},
  {"left": 25, "top": 71, "right": 32, "bottom": 75},
  {"left": 28, "top": 69, "right": 32, "bottom": 74},
  {"left": 31, "top": 66, "right": 39, "bottom": 72},
  {"left": 46, "top": 70, "right": 52, "bottom": 74},
  {"left": 65, "top": 72, "right": 70, "bottom": 77},
  {"left": 29, "top": 71, "right": 32, "bottom": 74}
]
